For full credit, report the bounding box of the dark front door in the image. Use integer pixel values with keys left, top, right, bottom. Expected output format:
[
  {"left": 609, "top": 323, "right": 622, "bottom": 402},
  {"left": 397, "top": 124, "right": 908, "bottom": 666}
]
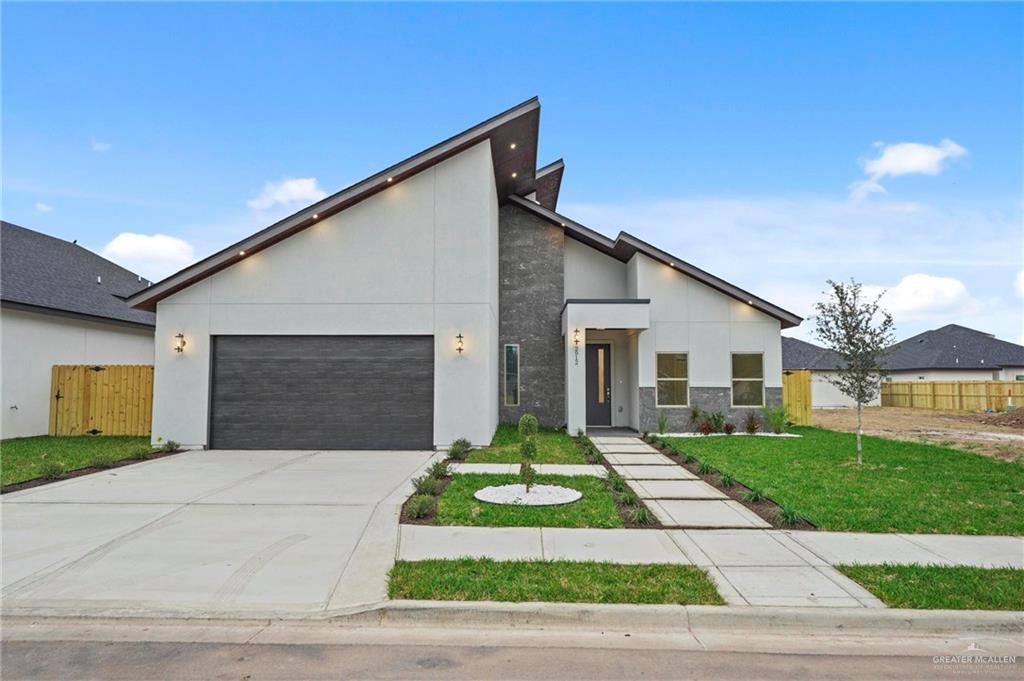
[
  {"left": 586, "top": 343, "right": 612, "bottom": 426},
  {"left": 209, "top": 335, "right": 434, "bottom": 450}
]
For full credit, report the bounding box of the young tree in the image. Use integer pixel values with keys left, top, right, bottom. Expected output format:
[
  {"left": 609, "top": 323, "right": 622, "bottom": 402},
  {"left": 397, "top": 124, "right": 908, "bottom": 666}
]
[{"left": 813, "top": 279, "right": 895, "bottom": 464}]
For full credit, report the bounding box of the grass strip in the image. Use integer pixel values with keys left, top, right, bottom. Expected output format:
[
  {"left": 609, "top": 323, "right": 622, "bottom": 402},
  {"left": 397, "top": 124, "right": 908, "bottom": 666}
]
[
  {"left": 1, "top": 436, "right": 153, "bottom": 486},
  {"left": 464, "top": 424, "right": 585, "bottom": 464},
  {"left": 837, "top": 564, "right": 1024, "bottom": 610}
]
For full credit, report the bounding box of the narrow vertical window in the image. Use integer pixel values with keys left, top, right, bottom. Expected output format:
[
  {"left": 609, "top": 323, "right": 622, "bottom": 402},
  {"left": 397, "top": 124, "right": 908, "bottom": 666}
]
[
  {"left": 597, "top": 347, "right": 606, "bottom": 403},
  {"left": 504, "top": 344, "right": 520, "bottom": 406},
  {"left": 732, "top": 353, "right": 764, "bottom": 406}
]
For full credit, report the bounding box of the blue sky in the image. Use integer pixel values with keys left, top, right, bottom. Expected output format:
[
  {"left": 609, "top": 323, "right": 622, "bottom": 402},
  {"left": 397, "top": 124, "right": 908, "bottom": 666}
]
[{"left": 4, "top": 2, "right": 1022, "bottom": 343}]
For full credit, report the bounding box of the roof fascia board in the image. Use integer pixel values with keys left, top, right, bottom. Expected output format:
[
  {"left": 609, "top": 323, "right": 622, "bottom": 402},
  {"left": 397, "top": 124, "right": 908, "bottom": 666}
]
[
  {"left": 128, "top": 98, "right": 540, "bottom": 311},
  {"left": 508, "top": 195, "right": 803, "bottom": 329},
  {"left": 1, "top": 300, "right": 156, "bottom": 330}
]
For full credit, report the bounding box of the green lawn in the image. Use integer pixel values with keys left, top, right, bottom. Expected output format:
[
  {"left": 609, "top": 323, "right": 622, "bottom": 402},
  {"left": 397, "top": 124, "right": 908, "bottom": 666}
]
[
  {"left": 389, "top": 559, "right": 724, "bottom": 604},
  {"left": 838, "top": 564, "right": 1024, "bottom": 610},
  {"left": 660, "top": 427, "right": 1024, "bottom": 535},
  {"left": 436, "top": 473, "right": 622, "bottom": 528},
  {"left": 1, "top": 436, "right": 154, "bottom": 486},
  {"left": 464, "top": 424, "right": 585, "bottom": 464}
]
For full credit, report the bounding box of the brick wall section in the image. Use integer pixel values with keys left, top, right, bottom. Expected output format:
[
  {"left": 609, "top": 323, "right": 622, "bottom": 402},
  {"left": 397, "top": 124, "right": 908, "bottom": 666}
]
[
  {"left": 498, "top": 203, "right": 566, "bottom": 427},
  {"left": 639, "top": 386, "right": 783, "bottom": 432}
]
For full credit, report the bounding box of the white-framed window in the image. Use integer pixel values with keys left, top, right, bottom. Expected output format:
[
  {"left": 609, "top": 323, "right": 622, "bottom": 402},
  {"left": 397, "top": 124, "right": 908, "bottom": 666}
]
[
  {"left": 731, "top": 353, "right": 764, "bottom": 407},
  {"left": 655, "top": 352, "right": 689, "bottom": 406},
  {"left": 504, "top": 344, "right": 520, "bottom": 406}
]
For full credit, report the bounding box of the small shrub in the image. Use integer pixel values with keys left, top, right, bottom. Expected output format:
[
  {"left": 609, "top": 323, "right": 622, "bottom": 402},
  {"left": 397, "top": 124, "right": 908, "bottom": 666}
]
[
  {"left": 743, "top": 488, "right": 767, "bottom": 503},
  {"left": 684, "top": 451, "right": 698, "bottom": 464},
  {"left": 40, "top": 459, "right": 65, "bottom": 480},
  {"left": 697, "top": 460, "right": 717, "bottom": 475},
  {"left": 763, "top": 405, "right": 788, "bottom": 434},
  {"left": 777, "top": 505, "right": 805, "bottom": 526},
  {"left": 607, "top": 470, "right": 627, "bottom": 493},
  {"left": 706, "top": 411, "right": 726, "bottom": 433},
  {"left": 629, "top": 505, "right": 654, "bottom": 525},
  {"left": 658, "top": 410, "right": 668, "bottom": 434},
  {"left": 576, "top": 428, "right": 585, "bottom": 439},
  {"left": 412, "top": 475, "right": 444, "bottom": 496},
  {"left": 161, "top": 440, "right": 180, "bottom": 453},
  {"left": 719, "top": 472, "right": 736, "bottom": 487},
  {"left": 519, "top": 462, "right": 537, "bottom": 491},
  {"left": 93, "top": 451, "right": 118, "bottom": 469},
  {"left": 130, "top": 447, "right": 153, "bottom": 461},
  {"left": 723, "top": 423, "right": 736, "bottom": 436},
  {"left": 697, "top": 421, "right": 715, "bottom": 436},
  {"left": 743, "top": 411, "right": 761, "bottom": 435},
  {"left": 618, "top": 489, "right": 639, "bottom": 506},
  {"left": 689, "top": 405, "right": 703, "bottom": 431},
  {"left": 518, "top": 413, "right": 539, "bottom": 439},
  {"left": 426, "top": 460, "right": 450, "bottom": 479},
  {"left": 406, "top": 494, "right": 436, "bottom": 519},
  {"left": 641, "top": 430, "right": 650, "bottom": 441},
  {"left": 520, "top": 438, "right": 537, "bottom": 463},
  {"left": 448, "top": 438, "right": 471, "bottom": 460}
]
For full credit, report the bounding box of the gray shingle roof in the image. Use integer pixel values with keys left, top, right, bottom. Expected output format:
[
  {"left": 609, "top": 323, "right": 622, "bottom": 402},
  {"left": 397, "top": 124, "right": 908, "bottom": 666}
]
[
  {"left": 884, "top": 324, "right": 1024, "bottom": 371},
  {"left": 782, "top": 336, "right": 845, "bottom": 371},
  {"left": 1, "top": 221, "right": 155, "bottom": 327}
]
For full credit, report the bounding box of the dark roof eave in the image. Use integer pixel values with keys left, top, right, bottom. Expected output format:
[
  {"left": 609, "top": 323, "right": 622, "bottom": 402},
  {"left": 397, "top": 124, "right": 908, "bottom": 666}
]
[
  {"left": 1, "top": 300, "right": 156, "bottom": 330},
  {"left": 507, "top": 196, "right": 803, "bottom": 329}
]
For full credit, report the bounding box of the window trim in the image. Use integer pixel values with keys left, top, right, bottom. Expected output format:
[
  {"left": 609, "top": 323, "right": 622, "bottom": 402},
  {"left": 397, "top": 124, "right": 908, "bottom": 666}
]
[
  {"left": 730, "top": 351, "right": 765, "bottom": 408},
  {"left": 503, "top": 343, "right": 520, "bottom": 407},
  {"left": 655, "top": 351, "right": 689, "bottom": 408}
]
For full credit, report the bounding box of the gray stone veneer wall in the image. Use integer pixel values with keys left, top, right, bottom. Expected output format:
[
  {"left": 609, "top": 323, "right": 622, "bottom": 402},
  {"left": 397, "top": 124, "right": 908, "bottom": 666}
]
[
  {"left": 638, "top": 386, "right": 783, "bottom": 433},
  {"left": 498, "top": 203, "right": 565, "bottom": 427}
]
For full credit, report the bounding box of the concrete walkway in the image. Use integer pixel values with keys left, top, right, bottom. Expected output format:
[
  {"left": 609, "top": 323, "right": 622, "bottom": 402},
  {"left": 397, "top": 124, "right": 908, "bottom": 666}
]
[
  {"left": 591, "top": 435, "right": 770, "bottom": 529},
  {"left": 2, "top": 449, "right": 437, "bottom": 618},
  {"left": 397, "top": 525, "right": 1024, "bottom": 608}
]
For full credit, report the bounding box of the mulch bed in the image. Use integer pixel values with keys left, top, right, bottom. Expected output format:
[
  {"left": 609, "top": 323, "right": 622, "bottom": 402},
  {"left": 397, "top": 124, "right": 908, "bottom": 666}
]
[
  {"left": 399, "top": 475, "right": 453, "bottom": 525},
  {"left": 646, "top": 437, "right": 818, "bottom": 531},
  {"left": 1, "top": 448, "right": 185, "bottom": 495},
  {"left": 575, "top": 439, "right": 664, "bottom": 530}
]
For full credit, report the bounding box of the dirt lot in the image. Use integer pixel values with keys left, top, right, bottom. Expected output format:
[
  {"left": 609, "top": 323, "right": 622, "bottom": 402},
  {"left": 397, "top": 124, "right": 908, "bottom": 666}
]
[{"left": 812, "top": 407, "right": 1024, "bottom": 461}]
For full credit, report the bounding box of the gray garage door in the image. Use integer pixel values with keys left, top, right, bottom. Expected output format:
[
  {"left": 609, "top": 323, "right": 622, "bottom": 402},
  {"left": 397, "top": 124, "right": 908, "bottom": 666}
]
[{"left": 210, "top": 335, "right": 433, "bottom": 450}]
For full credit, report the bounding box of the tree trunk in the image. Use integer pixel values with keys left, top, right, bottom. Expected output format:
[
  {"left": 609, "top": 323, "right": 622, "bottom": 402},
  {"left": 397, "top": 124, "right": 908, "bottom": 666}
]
[{"left": 856, "top": 402, "right": 863, "bottom": 465}]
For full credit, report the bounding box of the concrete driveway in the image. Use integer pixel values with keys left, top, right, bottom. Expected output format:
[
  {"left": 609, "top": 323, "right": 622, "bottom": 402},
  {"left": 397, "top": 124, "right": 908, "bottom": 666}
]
[{"left": 1, "top": 449, "right": 436, "bottom": 618}]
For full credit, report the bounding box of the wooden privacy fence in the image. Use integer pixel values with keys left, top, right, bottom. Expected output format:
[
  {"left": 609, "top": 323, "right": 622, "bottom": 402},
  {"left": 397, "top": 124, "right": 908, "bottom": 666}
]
[
  {"left": 881, "top": 380, "right": 1024, "bottom": 412},
  {"left": 49, "top": 365, "right": 154, "bottom": 436},
  {"left": 782, "top": 369, "right": 812, "bottom": 426}
]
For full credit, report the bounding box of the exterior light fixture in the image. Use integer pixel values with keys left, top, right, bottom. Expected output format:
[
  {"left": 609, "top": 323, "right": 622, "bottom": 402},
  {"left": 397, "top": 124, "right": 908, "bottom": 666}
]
[
  {"left": 456, "top": 333, "right": 465, "bottom": 355},
  {"left": 747, "top": 300, "right": 753, "bottom": 305},
  {"left": 313, "top": 213, "right": 319, "bottom": 219},
  {"left": 512, "top": 172, "right": 518, "bottom": 179},
  {"left": 510, "top": 143, "right": 517, "bottom": 150},
  {"left": 560, "top": 222, "right": 566, "bottom": 227},
  {"left": 573, "top": 328, "right": 581, "bottom": 365},
  {"left": 387, "top": 176, "right": 394, "bottom": 183},
  {"left": 174, "top": 333, "right": 187, "bottom": 354},
  {"left": 238, "top": 250, "right": 245, "bottom": 256}
]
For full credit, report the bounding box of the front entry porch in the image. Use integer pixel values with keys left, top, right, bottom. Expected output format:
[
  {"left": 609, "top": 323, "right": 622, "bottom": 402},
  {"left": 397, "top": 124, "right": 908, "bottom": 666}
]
[{"left": 562, "top": 299, "right": 650, "bottom": 434}]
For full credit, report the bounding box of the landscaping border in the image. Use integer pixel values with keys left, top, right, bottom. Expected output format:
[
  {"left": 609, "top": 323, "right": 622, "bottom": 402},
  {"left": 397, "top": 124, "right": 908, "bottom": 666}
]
[
  {"left": 573, "top": 431, "right": 663, "bottom": 529},
  {"left": 1, "top": 447, "right": 185, "bottom": 495}
]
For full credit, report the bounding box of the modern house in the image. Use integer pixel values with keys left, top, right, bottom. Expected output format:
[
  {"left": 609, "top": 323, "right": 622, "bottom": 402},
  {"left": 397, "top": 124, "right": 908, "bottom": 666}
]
[
  {"left": 1, "top": 222, "right": 155, "bottom": 439},
  {"left": 883, "top": 324, "right": 1024, "bottom": 382},
  {"left": 781, "top": 336, "right": 879, "bottom": 409},
  {"left": 128, "top": 98, "right": 801, "bottom": 450}
]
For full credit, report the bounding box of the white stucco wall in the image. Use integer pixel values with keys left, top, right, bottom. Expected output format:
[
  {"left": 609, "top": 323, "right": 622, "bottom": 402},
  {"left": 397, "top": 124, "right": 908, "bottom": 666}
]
[
  {"left": 564, "top": 238, "right": 627, "bottom": 299},
  {"left": 629, "top": 253, "right": 783, "bottom": 394},
  {"left": 811, "top": 370, "right": 880, "bottom": 408},
  {"left": 1, "top": 308, "right": 154, "bottom": 439},
  {"left": 151, "top": 141, "right": 499, "bottom": 448}
]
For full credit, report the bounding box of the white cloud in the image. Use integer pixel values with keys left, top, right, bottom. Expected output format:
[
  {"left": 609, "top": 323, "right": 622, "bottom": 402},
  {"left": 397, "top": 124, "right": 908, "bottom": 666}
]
[
  {"left": 100, "top": 233, "right": 195, "bottom": 281},
  {"left": 246, "top": 178, "right": 326, "bottom": 210},
  {"left": 34, "top": 202, "right": 53, "bottom": 213},
  {"left": 849, "top": 139, "right": 967, "bottom": 201},
  {"left": 864, "top": 274, "right": 978, "bottom": 321},
  {"left": 90, "top": 137, "right": 112, "bottom": 153},
  {"left": 1016, "top": 270, "right": 1024, "bottom": 298}
]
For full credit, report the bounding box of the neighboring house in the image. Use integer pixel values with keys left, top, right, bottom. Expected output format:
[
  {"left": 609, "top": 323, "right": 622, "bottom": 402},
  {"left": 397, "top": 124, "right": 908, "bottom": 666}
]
[
  {"left": 127, "top": 98, "right": 801, "bottom": 450},
  {"left": 1, "top": 222, "right": 155, "bottom": 439},
  {"left": 781, "top": 336, "right": 880, "bottom": 409},
  {"left": 883, "top": 324, "right": 1024, "bottom": 382}
]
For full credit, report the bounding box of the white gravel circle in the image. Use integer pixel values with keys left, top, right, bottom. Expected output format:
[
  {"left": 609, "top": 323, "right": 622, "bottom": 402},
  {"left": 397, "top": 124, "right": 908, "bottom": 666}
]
[{"left": 473, "top": 484, "right": 582, "bottom": 506}]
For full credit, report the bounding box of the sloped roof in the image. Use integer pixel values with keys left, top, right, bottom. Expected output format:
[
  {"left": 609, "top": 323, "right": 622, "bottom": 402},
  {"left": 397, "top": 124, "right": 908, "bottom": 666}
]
[
  {"left": 533, "top": 159, "right": 564, "bottom": 210},
  {"left": 782, "top": 336, "right": 844, "bottom": 370},
  {"left": 507, "top": 196, "right": 803, "bottom": 328},
  {"left": 1, "top": 221, "right": 155, "bottom": 327},
  {"left": 885, "top": 324, "right": 1024, "bottom": 371}
]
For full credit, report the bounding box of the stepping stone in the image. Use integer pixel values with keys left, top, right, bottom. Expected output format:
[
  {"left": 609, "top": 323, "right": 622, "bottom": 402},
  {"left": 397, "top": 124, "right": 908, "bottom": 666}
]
[
  {"left": 648, "top": 500, "right": 771, "bottom": 529},
  {"left": 612, "top": 465, "right": 697, "bottom": 480},
  {"left": 541, "top": 528, "right": 690, "bottom": 565},
  {"left": 628, "top": 480, "right": 727, "bottom": 500},
  {"left": 588, "top": 437, "right": 640, "bottom": 445},
  {"left": 596, "top": 443, "right": 658, "bottom": 454},
  {"left": 603, "top": 453, "right": 675, "bottom": 466}
]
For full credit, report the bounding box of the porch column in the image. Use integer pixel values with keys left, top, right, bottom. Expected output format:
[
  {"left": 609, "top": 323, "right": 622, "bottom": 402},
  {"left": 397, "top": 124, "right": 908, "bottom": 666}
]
[{"left": 565, "top": 323, "right": 587, "bottom": 434}]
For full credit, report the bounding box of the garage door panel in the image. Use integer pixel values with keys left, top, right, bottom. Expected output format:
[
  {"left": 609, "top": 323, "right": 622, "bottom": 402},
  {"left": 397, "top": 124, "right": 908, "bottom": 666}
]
[{"left": 210, "top": 336, "right": 433, "bottom": 450}]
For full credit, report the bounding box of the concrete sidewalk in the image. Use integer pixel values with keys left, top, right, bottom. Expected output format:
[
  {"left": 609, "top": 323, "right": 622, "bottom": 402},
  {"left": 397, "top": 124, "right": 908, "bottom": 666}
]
[{"left": 397, "top": 525, "right": 1024, "bottom": 608}]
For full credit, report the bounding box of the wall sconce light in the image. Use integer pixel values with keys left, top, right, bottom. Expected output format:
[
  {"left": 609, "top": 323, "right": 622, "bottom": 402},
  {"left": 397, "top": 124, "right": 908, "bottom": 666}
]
[
  {"left": 174, "top": 333, "right": 187, "bottom": 354},
  {"left": 573, "top": 328, "right": 581, "bottom": 365},
  {"left": 456, "top": 333, "right": 465, "bottom": 355}
]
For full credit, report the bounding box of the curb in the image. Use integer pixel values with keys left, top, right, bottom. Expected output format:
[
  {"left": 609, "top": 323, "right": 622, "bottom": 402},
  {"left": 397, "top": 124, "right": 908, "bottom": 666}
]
[{"left": 341, "top": 600, "right": 1024, "bottom": 635}]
